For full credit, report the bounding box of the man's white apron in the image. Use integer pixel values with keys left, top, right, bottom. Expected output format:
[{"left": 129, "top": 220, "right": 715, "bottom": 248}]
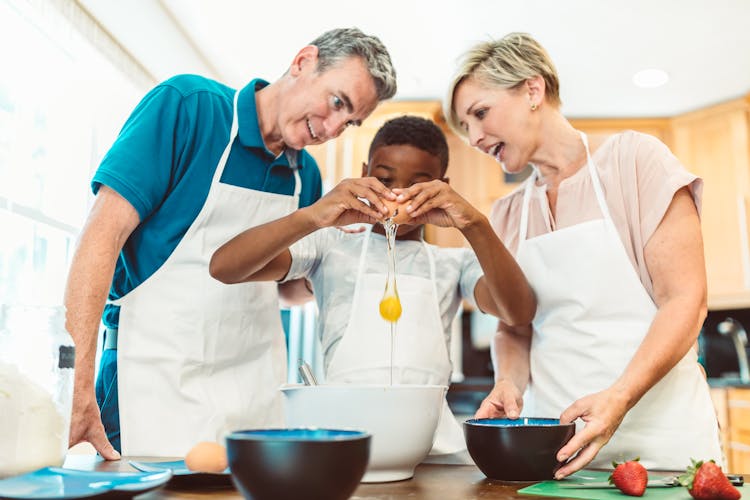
[{"left": 116, "top": 91, "right": 300, "bottom": 456}]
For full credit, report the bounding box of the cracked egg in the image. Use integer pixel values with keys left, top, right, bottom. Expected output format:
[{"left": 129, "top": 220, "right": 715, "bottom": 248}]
[{"left": 382, "top": 199, "right": 411, "bottom": 225}]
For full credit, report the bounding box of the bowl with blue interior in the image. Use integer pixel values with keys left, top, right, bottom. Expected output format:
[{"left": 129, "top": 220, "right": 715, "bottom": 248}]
[
  {"left": 226, "top": 428, "right": 370, "bottom": 500},
  {"left": 464, "top": 417, "right": 575, "bottom": 481}
]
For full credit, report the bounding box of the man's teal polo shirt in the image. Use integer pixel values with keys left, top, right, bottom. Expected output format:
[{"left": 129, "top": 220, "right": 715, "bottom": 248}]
[{"left": 92, "top": 75, "right": 323, "bottom": 328}]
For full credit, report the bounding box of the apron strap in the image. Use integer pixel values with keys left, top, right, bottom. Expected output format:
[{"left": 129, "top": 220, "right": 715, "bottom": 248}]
[
  {"left": 212, "top": 91, "right": 240, "bottom": 185},
  {"left": 292, "top": 167, "right": 302, "bottom": 198},
  {"left": 348, "top": 225, "right": 374, "bottom": 324},
  {"left": 420, "top": 239, "right": 440, "bottom": 304},
  {"left": 284, "top": 149, "right": 302, "bottom": 199},
  {"left": 518, "top": 175, "right": 536, "bottom": 245},
  {"left": 579, "top": 131, "right": 613, "bottom": 222},
  {"left": 107, "top": 90, "right": 241, "bottom": 309}
]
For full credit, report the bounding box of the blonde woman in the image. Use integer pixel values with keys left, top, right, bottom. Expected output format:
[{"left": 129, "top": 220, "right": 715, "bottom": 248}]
[{"left": 445, "top": 32, "right": 721, "bottom": 477}]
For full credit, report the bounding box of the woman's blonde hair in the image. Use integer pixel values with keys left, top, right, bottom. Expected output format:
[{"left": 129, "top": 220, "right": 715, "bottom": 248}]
[{"left": 444, "top": 32, "right": 560, "bottom": 136}]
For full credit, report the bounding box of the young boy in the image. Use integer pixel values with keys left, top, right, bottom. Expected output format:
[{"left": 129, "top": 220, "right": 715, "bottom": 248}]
[{"left": 210, "top": 116, "right": 535, "bottom": 454}]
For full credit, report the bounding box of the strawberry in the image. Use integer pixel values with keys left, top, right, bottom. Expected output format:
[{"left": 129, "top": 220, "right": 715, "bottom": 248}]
[
  {"left": 678, "top": 458, "right": 741, "bottom": 500},
  {"left": 609, "top": 458, "right": 648, "bottom": 497}
]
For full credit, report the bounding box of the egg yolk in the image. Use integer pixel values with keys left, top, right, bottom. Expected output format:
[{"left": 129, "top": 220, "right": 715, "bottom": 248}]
[{"left": 379, "top": 295, "right": 402, "bottom": 322}]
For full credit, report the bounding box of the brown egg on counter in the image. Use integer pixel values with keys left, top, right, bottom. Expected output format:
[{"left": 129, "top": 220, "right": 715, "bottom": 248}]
[
  {"left": 382, "top": 199, "right": 412, "bottom": 225},
  {"left": 184, "top": 441, "right": 228, "bottom": 473}
]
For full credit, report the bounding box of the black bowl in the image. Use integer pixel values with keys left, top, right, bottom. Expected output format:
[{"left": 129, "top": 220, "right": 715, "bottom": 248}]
[
  {"left": 226, "top": 428, "right": 370, "bottom": 500},
  {"left": 464, "top": 418, "right": 575, "bottom": 481}
]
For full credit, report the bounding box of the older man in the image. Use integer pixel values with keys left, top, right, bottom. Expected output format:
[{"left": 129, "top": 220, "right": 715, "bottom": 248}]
[{"left": 65, "top": 27, "right": 396, "bottom": 458}]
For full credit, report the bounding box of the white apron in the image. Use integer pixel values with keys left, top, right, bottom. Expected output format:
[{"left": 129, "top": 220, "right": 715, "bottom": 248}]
[
  {"left": 115, "top": 91, "right": 300, "bottom": 456},
  {"left": 326, "top": 227, "right": 465, "bottom": 454},
  {"left": 516, "top": 131, "right": 722, "bottom": 469}
]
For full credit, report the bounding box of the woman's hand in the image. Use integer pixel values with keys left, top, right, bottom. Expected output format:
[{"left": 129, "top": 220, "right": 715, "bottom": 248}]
[
  {"left": 307, "top": 177, "right": 395, "bottom": 228},
  {"left": 474, "top": 379, "right": 524, "bottom": 419},
  {"left": 393, "top": 180, "right": 481, "bottom": 229},
  {"left": 553, "top": 388, "right": 630, "bottom": 479}
]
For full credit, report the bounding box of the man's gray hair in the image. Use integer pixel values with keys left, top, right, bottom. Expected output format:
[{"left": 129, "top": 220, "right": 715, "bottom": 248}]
[{"left": 310, "top": 28, "right": 397, "bottom": 101}]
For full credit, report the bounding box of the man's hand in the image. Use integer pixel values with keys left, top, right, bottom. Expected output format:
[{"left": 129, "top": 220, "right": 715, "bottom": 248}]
[
  {"left": 64, "top": 186, "right": 137, "bottom": 461},
  {"left": 306, "top": 178, "right": 395, "bottom": 228},
  {"left": 69, "top": 387, "right": 120, "bottom": 460}
]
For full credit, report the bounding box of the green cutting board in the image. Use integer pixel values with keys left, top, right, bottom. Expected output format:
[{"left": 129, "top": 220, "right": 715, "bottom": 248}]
[{"left": 518, "top": 470, "right": 747, "bottom": 499}]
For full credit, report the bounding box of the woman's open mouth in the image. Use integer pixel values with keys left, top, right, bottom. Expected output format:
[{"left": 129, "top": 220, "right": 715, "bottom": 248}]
[{"left": 490, "top": 142, "right": 505, "bottom": 162}]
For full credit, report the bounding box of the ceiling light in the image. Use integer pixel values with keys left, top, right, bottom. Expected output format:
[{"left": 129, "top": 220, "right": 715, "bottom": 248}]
[{"left": 632, "top": 68, "right": 669, "bottom": 88}]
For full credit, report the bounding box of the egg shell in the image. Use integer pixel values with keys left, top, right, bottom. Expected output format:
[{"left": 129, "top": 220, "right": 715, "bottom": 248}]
[
  {"left": 382, "top": 199, "right": 412, "bottom": 225},
  {"left": 185, "top": 441, "right": 228, "bottom": 473}
]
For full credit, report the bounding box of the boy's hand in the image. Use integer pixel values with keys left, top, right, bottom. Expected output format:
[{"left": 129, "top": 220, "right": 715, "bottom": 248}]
[
  {"left": 307, "top": 178, "right": 394, "bottom": 228},
  {"left": 394, "top": 180, "right": 481, "bottom": 229}
]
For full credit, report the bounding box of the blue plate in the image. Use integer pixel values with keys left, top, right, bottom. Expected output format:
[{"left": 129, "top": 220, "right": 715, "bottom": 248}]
[
  {"left": 128, "top": 460, "right": 228, "bottom": 476},
  {"left": 0, "top": 467, "right": 171, "bottom": 500},
  {"left": 128, "top": 461, "right": 231, "bottom": 489}
]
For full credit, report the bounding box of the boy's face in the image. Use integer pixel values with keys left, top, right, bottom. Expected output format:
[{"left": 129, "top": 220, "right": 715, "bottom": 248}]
[{"left": 362, "top": 143, "right": 445, "bottom": 238}]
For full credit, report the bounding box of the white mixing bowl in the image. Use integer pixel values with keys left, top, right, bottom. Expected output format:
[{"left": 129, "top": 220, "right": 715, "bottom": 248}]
[{"left": 280, "top": 384, "right": 446, "bottom": 482}]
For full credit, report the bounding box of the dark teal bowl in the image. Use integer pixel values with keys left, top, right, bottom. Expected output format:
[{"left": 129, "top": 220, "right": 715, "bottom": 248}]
[
  {"left": 226, "top": 429, "right": 370, "bottom": 500},
  {"left": 464, "top": 418, "right": 575, "bottom": 481}
]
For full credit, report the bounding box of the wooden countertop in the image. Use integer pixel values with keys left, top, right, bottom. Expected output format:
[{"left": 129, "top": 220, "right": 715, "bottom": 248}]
[{"left": 63, "top": 454, "right": 558, "bottom": 500}]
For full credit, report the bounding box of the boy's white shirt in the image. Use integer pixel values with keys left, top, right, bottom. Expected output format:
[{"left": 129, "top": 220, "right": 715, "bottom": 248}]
[{"left": 284, "top": 225, "right": 482, "bottom": 373}]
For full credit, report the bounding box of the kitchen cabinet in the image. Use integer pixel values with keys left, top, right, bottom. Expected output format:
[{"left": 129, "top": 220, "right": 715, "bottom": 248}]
[
  {"left": 670, "top": 97, "right": 750, "bottom": 309},
  {"left": 727, "top": 387, "right": 750, "bottom": 473},
  {"left": 711, "top": 387, "right": 731, "bottom": 469},
  {"left": 569, "top": 118, "right": 671, "bottom": 150},
  {"left": 710, "top": 386, "right": 750, "bottom": 473},
  {"left": 307, "top": 93, "right": 750, "bottom": 306}
]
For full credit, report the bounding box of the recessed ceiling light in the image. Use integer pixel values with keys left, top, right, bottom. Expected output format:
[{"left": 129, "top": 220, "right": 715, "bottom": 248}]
[{"left": 632, "top": 68, "right": 669, "bottom": 88}]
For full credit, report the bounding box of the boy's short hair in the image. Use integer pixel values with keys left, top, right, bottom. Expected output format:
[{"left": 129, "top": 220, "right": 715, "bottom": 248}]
[{"left": 368, "top": 115, "right": 449, "bottom": 174}]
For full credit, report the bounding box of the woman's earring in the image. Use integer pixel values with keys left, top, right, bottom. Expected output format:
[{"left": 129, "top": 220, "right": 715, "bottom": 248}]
[{"left": 531, "top": 103, "right": 538, "bottom": 111}]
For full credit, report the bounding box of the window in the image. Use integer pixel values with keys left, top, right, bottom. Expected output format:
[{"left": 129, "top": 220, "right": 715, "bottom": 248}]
[{"left": 0, "top": 0, "right": 145, "bottom": 305}]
